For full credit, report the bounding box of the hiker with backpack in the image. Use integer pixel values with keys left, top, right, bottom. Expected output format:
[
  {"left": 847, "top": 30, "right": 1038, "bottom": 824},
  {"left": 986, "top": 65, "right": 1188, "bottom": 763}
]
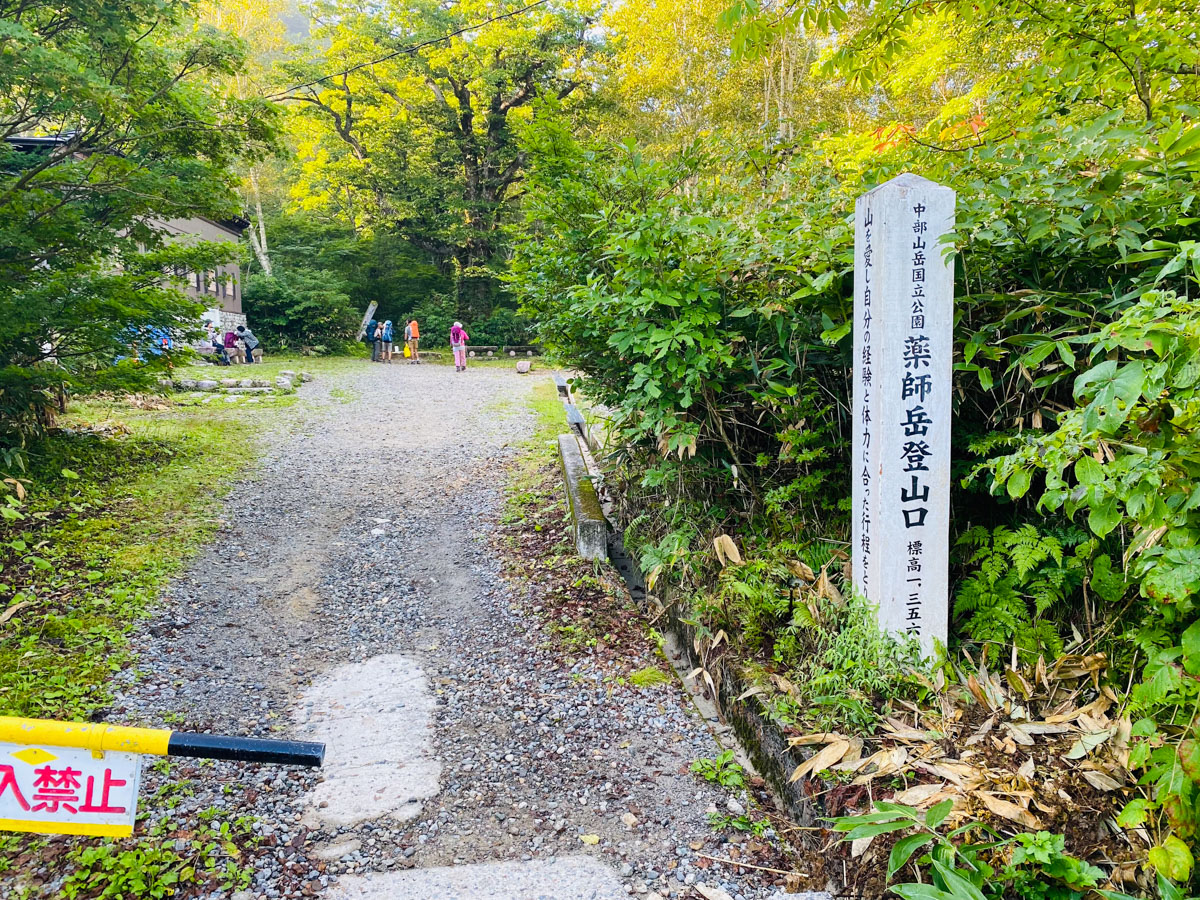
[
  {"left": 404, "top": 319, "right": 420, "bottom": 364},
  {"left": 381, "top": 320, "right": 394, "bottom": 362},
  {"left": 372, "top": 320, "right": 385, "bottom": 363},
  {"left": 450, "top": 321, "right": 470, "bottom": 372},
  {"left": 365, "top": 318, "right": 378, "bottom": 361}
]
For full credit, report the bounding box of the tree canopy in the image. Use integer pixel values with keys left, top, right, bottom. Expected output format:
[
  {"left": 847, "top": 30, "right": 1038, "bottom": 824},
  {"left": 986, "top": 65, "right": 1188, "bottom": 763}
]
[{"left": 0, "top": 0, "right": 275, "bottom": 445}]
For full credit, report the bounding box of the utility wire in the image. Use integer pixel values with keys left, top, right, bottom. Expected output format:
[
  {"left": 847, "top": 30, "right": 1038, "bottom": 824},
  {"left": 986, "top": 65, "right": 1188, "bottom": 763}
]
[{"left": 265, "top": 0, "right": 552, "bottom": 101}]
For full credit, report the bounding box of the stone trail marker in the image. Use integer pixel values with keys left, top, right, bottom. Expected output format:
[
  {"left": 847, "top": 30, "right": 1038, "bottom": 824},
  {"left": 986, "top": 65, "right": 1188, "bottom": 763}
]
[
  {"left": 355, "top": 301, "right": 378, "bottom": 341},
  {"left": 851, "top": 173, "right": 955, "bottom": 658}
]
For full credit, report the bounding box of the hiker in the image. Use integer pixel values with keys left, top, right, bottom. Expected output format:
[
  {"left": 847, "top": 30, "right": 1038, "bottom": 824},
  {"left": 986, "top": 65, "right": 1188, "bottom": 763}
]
[
  {"left": 365, "top": 318, "right": 379, "bottom": 362},
  {"left": 237, "top": 325, "right": 260, "bottom": 364},
  {"left": 203, "top": 323, "right": 229, "bottom": 365},
  {"left": 372, "top": 320, "right": 384, "bottom": 363},
  {"left": 450, "top": 321, "right": 470, "bottom": 372},
  {"left": 381, "top": 319, "right": 394, "bottom": 362},
  {"left": 224, "top": 330, "right": 242, "bottom": 364},
  {"left": 405, "top": 319, "right": 420, "bottom": 364}
]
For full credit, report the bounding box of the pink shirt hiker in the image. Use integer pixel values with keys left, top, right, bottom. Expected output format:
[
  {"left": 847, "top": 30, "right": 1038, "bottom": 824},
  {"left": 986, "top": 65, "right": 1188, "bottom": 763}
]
[{"left": 451, "top": 324, "right": 469, "bottom": 370}]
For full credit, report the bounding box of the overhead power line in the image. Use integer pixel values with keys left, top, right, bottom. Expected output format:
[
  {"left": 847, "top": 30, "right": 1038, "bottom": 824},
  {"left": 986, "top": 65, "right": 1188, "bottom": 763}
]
[{"left": 265, "top": 0, "right": 552, "bottom": 101}]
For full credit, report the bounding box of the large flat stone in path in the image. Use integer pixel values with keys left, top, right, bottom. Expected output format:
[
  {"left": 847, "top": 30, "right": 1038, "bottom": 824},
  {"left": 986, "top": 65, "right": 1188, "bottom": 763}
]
[
  {"left": 296, "top": 654, "right": 440, "bottom": 828},
  {"left": 325, "top": 856, "right": 626, "bottom": 900}
]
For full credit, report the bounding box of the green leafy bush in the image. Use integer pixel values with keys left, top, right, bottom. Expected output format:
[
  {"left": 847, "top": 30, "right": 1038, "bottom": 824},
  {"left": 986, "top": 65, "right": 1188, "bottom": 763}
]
[
  {"left": 242, "top": 269, "right": 359, "bottom": 351},
  {"left": 0, "top": 0, "right": 275, "bottom": 448},
  {"left": 830, "top": 802, "right": 1106, "bottom": 900},
  {"left": 952, "top": 524, "right": 1086, "bottom": 662},
  {"left": 691, "top": 749, "right": 748, "bottom": 791}
]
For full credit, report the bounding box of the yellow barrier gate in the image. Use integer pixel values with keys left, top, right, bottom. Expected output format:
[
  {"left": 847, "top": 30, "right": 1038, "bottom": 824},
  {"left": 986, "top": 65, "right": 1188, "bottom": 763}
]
[{"left": 0, "top": 716, "right": 324, "bottom": 837}]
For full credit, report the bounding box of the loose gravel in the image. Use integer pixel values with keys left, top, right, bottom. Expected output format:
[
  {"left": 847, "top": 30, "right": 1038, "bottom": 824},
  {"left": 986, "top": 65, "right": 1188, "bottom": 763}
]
[{"left": 9, "top": 362, "right": 829, "bottom": 900}]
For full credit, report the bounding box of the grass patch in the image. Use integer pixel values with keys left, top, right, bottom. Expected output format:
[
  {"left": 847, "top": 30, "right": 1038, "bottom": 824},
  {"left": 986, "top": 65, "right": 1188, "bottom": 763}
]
[
  {"left": 178, "top": 352, "right": 363, "bottom": 383},
  {"left": 629, "top": 666, "right": 671, "bottom": 688},
  {"left": 0, "top": 393, "right": 286, "bottom": 720}
]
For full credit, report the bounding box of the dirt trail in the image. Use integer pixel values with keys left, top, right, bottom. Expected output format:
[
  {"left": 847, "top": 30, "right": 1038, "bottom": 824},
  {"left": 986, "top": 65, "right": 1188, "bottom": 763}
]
[{"left": 56, "top": 362, "right": 820, "bottom": 900}]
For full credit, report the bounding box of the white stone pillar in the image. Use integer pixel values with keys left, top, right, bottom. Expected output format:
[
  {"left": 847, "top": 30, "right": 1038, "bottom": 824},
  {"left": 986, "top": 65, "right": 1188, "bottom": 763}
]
[{"left": 851, "top": 173, "right": 955, "bottom": 658}]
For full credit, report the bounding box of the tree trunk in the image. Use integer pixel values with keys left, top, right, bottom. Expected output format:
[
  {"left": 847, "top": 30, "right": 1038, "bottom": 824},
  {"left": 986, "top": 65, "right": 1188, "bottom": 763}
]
[{"left": 247, "top": 169, "right": 273, "bottom": 276}]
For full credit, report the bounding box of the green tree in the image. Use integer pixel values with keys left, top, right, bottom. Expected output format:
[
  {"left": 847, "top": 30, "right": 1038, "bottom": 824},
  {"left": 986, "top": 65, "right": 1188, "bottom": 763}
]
[
  {"left": 0, "top": 0, "right": 275, "bottom": 448},
  {"left": 278, "top": 0, "right": 602, "bottom": 319}
]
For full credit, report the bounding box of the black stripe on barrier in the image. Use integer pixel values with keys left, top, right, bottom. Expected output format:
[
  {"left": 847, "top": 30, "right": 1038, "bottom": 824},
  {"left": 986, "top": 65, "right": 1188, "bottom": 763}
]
[{"left": 167, "top": 732, "right": 325, "bottom": 767}]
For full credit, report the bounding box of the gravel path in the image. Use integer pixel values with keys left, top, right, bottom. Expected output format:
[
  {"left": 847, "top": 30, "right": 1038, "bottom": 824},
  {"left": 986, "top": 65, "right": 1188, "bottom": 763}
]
[{"left": 16, "top": 362, "right": 824, "bottom": 900}]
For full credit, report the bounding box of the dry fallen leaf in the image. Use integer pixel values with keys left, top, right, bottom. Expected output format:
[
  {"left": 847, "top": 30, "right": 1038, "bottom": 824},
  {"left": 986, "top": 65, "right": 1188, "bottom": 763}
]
[
  {"left": 915, "top": 760, "right": 984, "bottom": 788},
  {"left": 966, "top": 674, "right": 992, "bottom": 710},
  {"left": 1080, "top": 769, "right": 1122, "bottom": 791},
  {"left": 1005, "top": 724, "right": 1036, "bottom": 746},
  {"left": 790, "top": 740, "right": 851, "bottom": 782},
  {"left": 814, "top": 569, "right": 843, "bottom": 605},
  {"left": 853, "top": 748, "right": 909, "bottom": 785},
  {"left": 892, "top": 782, "right": 946, "bottom": 807},
  {"left": 788, "top": 732, "right": 846, "bottom": 747},
  {"left": 978, "top": 793, "right": 1044, "bottom": 829},
  {"left": 964, "top": 715, "right": 996, "bottom": 747},
  {"left": 1066, "top": 729, "right": 1114, "bottom": 760},
  {"left": 579, "top": 834, "right": 600, "bottom": 845},
  {"left": 786, "top": 559, "right": 815, "bottom": 581},
  {"left": 884, "top": 717, "right": 929, "bottom": 741},
  {"left": 0, "top": 601, "right": 31, "bottom": 625},
  {"left": 713, "top": 534, "right": 743, "bottom": 567},
  {"left": 851, "top": 834, "right": 875, "bottom": 858}
]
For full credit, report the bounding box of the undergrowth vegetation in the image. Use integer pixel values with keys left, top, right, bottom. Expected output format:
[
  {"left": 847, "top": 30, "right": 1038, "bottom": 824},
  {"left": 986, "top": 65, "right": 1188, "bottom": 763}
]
[
  {"left": 509, "top": 0, "right": 1200, "bottom": 891},
  {"left": 0, "top": 385, "right": 303, "bottom": 894},
  {"left": 0, "top": 406, "right": 258, "bottom": 720}
]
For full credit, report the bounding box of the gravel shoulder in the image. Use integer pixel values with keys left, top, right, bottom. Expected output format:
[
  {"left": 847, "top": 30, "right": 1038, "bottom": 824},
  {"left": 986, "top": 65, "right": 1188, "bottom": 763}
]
[{"left": 7, "top": 361, "right": 822, "bottom": 900}]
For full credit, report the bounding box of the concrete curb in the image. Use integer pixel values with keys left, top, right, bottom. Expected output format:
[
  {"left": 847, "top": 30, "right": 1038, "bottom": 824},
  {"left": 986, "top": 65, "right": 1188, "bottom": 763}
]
[{"left": 557, "top": 434, "right": 607, "bottom": 560}]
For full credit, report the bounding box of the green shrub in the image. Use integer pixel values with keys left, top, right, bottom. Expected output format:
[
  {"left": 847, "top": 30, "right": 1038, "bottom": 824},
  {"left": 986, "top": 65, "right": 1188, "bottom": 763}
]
[{"left": 691, "top": 749, "right": 747, "bottom": 791}]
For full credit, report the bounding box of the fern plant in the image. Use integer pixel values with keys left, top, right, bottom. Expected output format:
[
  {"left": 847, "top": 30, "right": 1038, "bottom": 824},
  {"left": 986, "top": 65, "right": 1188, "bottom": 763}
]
[{"left": 953, "top": 524, "right": 1082, "bottom": 662}]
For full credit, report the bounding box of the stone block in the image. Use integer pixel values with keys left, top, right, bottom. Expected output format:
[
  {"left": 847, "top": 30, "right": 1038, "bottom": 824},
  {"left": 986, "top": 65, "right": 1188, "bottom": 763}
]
[
  {"left": 275, "top": 376, "right": 294, "bottom": 390},
  {"left": 557, "top": 434, "right": 607, "bottom": 560},
  {"left": 300, "top": 372, "right": 314, "bottom": 382},
  {"left": 564, "top": 403, "right": 585, "bottom": 427},
  {"left": 195, "top": 380, "right": 219, "bottom": 391},
  {"left": 516, "top": 360, "right": 532, "bottom": 374},
  {"left": 553, "top": 375, "right": 568, "bottom": 396}
]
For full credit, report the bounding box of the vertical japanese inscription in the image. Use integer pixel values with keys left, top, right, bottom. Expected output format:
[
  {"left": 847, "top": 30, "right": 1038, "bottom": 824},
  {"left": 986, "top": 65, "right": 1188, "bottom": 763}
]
[
  {"left": 852, "top": 174, "right": 954, "bottom": 657},
  {"left": 851, "top": 196, "right": 878, "bottom": 599}
]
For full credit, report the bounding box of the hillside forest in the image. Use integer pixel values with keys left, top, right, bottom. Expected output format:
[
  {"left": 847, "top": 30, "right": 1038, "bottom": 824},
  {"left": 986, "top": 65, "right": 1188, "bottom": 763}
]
[{"left": 2, "top": 0, "right": 1200, "bottom": 896}]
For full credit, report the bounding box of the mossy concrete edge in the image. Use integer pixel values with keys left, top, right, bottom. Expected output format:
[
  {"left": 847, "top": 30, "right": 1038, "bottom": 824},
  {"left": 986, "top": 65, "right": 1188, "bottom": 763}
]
[{"left": 557, "top": 433, "right": 608, "bottom": 559}]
